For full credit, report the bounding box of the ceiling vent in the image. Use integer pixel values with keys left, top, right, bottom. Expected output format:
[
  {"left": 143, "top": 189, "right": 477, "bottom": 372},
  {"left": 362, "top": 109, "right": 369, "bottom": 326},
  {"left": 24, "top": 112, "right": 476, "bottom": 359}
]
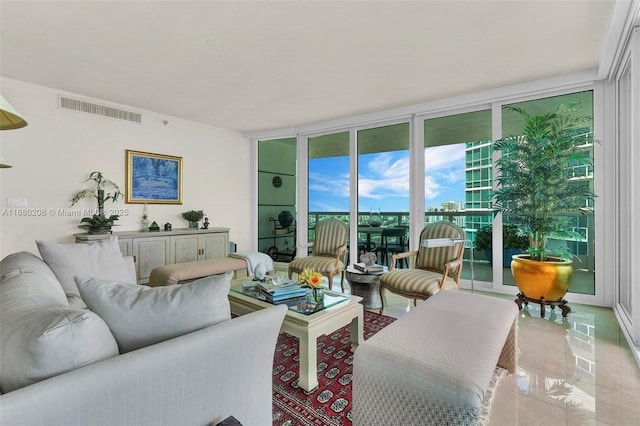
[{"left": 59, "top": 96, "right": 142, "bottom": 124}]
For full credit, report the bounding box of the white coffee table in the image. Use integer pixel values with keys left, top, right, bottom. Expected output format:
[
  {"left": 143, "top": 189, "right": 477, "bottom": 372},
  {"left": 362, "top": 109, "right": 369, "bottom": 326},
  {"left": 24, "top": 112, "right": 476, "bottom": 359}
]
[{"left": 228, "top": 282, "right": 364, "bottom": 391}]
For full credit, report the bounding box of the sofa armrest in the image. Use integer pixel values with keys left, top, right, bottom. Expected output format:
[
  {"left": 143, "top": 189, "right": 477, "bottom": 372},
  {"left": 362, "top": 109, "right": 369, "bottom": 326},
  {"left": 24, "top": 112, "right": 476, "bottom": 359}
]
[{"left": 0, "top": 304, "right": 287, "bottom": 426}]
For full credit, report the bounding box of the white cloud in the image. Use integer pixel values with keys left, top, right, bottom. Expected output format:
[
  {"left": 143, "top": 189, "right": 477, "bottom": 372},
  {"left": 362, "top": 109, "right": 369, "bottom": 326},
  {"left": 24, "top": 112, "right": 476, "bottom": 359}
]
[{"left": 309, "top": 144, "right": 466, "bottom": 208}]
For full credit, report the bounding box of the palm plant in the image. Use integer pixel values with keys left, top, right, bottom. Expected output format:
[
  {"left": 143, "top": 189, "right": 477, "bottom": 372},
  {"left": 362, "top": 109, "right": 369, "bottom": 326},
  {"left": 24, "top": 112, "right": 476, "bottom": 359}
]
[{"left": 493, "top": 103, "right": 595, "bottom": 262}]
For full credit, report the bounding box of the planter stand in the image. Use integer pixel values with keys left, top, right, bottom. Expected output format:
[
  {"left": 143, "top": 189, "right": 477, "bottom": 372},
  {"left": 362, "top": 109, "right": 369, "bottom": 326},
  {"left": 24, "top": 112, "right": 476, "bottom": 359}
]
[{"left": 515, "top": 293, "right": 571, "bottom": 318}]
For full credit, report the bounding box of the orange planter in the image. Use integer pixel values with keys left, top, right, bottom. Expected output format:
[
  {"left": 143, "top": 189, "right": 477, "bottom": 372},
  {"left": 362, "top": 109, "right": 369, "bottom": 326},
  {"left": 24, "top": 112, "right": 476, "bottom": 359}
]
[{"left": 511, "top": 254, "right": 573, "bottom": 302}]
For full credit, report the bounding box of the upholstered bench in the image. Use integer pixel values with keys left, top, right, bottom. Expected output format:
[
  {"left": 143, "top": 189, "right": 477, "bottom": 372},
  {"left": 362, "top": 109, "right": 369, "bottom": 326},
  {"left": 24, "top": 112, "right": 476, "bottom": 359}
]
[
  {"left": 149, "top": 257, "right": 248, "bottom": 287},
  {"left": 353, "top": 290, "right": 518, "bottom": 426}
]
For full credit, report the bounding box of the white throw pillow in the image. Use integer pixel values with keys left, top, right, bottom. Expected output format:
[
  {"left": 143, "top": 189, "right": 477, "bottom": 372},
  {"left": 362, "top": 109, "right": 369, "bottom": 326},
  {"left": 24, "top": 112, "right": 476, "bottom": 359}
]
[
  {"left": 0, "top": 305, "right": 119, "bottom": 393},
  {"left": 75, "top": 272, "right": 233, "bottom": 353},
  {"left": 0, "top": 251, "right": 69, "bottom": 309},
  {"left": 37, "top": 236, "right": 132, "bottom": 308}
]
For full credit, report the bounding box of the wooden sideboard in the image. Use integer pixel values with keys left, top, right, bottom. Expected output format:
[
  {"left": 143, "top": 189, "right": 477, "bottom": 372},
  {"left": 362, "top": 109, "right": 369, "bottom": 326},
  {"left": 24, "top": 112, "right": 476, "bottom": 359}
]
[{"left": 75, "top": 228, "right": 230, "bottom": 284}]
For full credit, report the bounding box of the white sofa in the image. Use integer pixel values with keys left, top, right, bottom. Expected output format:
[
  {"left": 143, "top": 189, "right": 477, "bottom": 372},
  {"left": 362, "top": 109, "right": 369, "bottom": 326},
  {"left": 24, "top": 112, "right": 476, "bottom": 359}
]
[{"left": 0, "top": 247, "right": 286, "bottom": 426}]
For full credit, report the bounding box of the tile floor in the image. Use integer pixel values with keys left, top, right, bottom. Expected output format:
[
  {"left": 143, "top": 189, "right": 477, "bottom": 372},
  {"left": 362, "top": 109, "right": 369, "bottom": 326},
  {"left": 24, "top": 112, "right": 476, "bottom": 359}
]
[{"left": 333, "top": 279, "right": 640, "bottom": 426}]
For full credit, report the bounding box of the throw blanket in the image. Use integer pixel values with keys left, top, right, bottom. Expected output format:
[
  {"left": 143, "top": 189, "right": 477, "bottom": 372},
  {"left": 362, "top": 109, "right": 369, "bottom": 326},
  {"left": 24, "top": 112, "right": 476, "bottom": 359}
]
[{"left": 229, "top": 251, "right": 274, "bottom": 276}]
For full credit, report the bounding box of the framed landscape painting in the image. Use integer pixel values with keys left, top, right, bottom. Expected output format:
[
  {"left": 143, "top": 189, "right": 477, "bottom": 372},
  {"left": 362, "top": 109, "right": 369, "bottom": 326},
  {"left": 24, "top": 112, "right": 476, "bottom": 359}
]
[{"left": 125, "top": 150, "right": 182, "bottom": 204}]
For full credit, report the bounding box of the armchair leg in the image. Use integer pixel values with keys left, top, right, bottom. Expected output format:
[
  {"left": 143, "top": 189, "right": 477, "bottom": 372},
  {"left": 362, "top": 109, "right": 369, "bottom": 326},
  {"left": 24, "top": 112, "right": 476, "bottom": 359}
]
[
  {"left": 340, "top": 270, "right": 345, "bottom": 293},
  {"left": 379, "top": 285, "right": 386, "bottom": 315}
]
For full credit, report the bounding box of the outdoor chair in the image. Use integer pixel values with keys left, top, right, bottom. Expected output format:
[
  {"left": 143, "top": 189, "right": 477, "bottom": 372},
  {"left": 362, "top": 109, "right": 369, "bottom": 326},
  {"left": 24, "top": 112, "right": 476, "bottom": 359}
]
[
  {"left": 374, "top": 227, "right": 408, "bottom": 268},
  {"left": 378, "top": 221, "right": 465, "bottom": 314},
  {"left": 288, "top": 218, "right": 349, "bottom": 292}
]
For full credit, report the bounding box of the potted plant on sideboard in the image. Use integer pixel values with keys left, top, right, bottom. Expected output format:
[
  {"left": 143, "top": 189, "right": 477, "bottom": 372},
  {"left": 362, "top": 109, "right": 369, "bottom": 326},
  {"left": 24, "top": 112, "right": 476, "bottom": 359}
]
[
  {"left": 70, "top": 171, "right": 123, "bottom": 234},
  {"left": 474, "top": 224, "right": 529, "bottom": 268},
  {"left": 493, "top": 102, "right": 595, "bottom": 317},
  {"left": 182, "top": 210, "right": 204, "bottom": 229}
]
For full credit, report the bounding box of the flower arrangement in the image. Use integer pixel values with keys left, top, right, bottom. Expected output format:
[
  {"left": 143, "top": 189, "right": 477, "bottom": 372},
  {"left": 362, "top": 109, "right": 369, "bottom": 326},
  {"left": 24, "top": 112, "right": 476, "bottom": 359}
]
[
  {"left": 297, "top": 268, "right": 324, "bottom": 304},
  {"left": 70, "top": 171, "right": 123, "bottom": 233}
]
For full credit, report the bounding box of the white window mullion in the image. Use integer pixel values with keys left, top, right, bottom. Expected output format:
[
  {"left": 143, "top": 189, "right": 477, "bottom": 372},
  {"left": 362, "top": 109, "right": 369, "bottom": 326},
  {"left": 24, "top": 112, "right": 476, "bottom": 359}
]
[
  {"left": 349, "top": 128, "right": 358, "bottom": 265},
  {"left": 631, "top": 26, "right": 640, "bottom": 345},
  {"left": 297, "top": 134, "right": 309, "bottom": 255},
  {"left": 491, "top": 102, "right": 506, "bottom": 292},
  {"left": 410, "top": 114, "right": 424, "bottom": 251}
]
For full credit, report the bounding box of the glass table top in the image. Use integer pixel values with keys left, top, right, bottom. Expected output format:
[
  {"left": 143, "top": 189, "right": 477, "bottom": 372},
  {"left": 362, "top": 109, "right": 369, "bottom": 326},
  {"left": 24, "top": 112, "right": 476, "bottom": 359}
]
[{"left": 230, "top": 280, "right": 349, "bottom": 315}]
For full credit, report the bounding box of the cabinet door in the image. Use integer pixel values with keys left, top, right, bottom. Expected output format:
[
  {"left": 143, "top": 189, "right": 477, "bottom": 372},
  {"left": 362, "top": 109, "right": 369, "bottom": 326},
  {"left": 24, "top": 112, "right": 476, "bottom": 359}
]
[
  {"left": 169, "top": 234, "right": 200, "bottom": 264},
  {"left": 132, "top": 237, "right": 170, "bottom": 283},
  {"left": 118, "top": 238, "right": 133, "bottom": 257},
  {"left": 201, "top": 232, "right": 229, "bottom": 259}
]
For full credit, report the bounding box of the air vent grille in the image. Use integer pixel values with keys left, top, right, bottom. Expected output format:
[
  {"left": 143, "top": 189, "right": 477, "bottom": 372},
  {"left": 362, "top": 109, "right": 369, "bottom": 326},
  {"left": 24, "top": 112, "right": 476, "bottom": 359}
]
[{"left": 59, "top": 96, "right": 142, "bottom": 124}]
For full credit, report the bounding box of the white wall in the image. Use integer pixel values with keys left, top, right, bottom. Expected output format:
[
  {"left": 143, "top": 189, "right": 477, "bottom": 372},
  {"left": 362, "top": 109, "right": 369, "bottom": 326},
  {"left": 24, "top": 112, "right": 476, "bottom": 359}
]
[{"left": 0, "top": 77, "right": 252, "bottom": 259}]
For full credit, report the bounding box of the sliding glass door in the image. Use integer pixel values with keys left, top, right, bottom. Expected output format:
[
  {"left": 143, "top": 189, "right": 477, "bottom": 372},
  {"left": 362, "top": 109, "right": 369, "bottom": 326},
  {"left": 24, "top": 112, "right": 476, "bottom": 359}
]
[
  {"left": 423, "top": 109, "right": 493, "bottom": 285},
  {"left": 257, "top": 138, "right": 297, "bottom": 261},
  {"left": 357, "top": 122, "right": 410, "bottom": 263},
  {"left": 307, "top": 131, "right": 350, "bottom": 248},
  {"left": 501, "top": 91, "right": 595, "bottom": 294}
]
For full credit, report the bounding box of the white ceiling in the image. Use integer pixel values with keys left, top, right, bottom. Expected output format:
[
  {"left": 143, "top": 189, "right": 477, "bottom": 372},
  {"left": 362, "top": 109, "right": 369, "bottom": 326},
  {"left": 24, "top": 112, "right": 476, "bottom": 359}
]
[{"left": 0, "top": 0, "right": 614, "bottom": 134}]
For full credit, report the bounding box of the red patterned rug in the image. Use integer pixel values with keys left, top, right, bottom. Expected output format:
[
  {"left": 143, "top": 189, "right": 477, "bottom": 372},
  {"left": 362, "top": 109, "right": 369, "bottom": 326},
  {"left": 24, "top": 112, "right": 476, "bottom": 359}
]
[{"left": 271, "top": 310, "right": 396, "bottom": 426}]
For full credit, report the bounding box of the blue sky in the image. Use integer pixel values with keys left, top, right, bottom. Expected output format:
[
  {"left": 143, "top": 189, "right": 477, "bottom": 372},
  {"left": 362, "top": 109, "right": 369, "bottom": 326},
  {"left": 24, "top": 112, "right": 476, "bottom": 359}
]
[{"left": 309, "top": 144, "right": 466, "bottom": 212}]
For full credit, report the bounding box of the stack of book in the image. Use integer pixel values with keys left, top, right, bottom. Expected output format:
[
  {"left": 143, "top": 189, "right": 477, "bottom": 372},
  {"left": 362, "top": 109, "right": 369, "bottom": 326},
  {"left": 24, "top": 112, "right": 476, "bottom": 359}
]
[
  {"left": 258, "top": 281, "right": 306, "bottom": 302},
  {"left": 353, "top": 263, "right": 384, "bottom": 273}
]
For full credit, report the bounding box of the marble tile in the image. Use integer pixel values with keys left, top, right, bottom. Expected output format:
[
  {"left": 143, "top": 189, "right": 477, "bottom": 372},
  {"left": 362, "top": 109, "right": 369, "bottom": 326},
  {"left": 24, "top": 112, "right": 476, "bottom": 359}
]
[{"left": 325, "top": 274, "right": 640, "bottom": 425}]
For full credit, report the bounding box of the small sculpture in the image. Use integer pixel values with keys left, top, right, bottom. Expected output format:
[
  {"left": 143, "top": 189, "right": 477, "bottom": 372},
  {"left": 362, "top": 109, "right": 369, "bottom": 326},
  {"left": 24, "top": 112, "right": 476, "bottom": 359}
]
[
  {"left": 164, "top": 222, "right": 172, "bottom": 231},
  {"left": 360, "top": 252, "right": 377, "bottom": 266},
  {"left": 253, "top": 263, "right": 267, "bottom": 281},
  {"left": 202, "top": 217, "right": 210, "bottom": 229}
]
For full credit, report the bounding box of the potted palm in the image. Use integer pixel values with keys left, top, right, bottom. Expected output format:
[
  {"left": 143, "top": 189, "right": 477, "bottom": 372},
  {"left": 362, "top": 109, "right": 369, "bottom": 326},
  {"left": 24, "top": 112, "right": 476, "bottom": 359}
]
[
  {"left": 70, "top": 171, "right": 123, "bottom": 234},
  {"left": 493, "top": 102, "right": 595, "bottom": 316},
  {"left": 474, "top": 224, "right": 529, "bottom": 268}
]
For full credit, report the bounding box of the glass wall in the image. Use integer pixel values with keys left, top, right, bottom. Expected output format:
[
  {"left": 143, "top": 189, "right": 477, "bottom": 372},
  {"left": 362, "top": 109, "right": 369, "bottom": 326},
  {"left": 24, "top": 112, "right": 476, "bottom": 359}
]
[
  {"left": 257, "top": 137, "right": 297, "bottom": 261},
  {"left": 307, "top": 131, "right": 350, "bottom": 245},
  {"left": 423, "top": 109, "right": 493, "bottom": 283},
  {"left": 357, "top": 123, "right": 410, "bottom": 262},
  {"left": 501, "top": 91, "right": 595, "bottom": 294},
  {"left": 256, "top": 88, "right": 601, "bottom": 302}
]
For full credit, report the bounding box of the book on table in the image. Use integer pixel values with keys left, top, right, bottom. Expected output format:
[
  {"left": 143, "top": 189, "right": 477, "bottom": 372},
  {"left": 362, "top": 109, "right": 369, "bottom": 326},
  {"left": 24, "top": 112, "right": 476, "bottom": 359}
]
[
  {"left": 260, "top": 287, "right": 306, "bottom": 302},
  {"left": 353, "top": 263, "right": 384, "bottom": 273},
  {"left": 258, "top": 281, "right": 300, "bottom": 295}
]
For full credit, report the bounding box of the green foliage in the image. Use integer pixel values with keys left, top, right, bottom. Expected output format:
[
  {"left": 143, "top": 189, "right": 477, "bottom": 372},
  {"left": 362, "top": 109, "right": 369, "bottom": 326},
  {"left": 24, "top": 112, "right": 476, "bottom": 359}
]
[
  {"left": 474, "top": 224, "right": 529, "bottom": 251},
  {"left": 493, "top": 103, "right": 595, "bottom": 261},
  {"left": 80, "top": 214, "right": 119, "bottom": 226},
  {"left": 182, "top": 210, "right": 204, "bottom": 222},
  {"left": 70, "top": 171, "right": 123, "bottom": 227}
]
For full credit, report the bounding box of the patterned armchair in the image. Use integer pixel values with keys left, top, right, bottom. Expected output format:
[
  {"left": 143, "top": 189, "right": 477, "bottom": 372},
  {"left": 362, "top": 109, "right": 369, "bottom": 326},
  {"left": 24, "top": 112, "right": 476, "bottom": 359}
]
[
  {"left": 288, "top": 219, "right": 349, "bottom": 293},
  {"left": 378, "top": 221, "right": 465, "bottom": 314}
]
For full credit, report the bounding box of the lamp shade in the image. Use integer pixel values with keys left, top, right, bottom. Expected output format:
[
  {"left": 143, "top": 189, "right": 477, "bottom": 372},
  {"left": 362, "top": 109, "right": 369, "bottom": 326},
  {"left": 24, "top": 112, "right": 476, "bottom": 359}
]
[
  {"left": 0, "top": 155, "right": 12, "bottom": 168},
  {"left": 0, "top": 95, "right": 28, "bottom": 130}
]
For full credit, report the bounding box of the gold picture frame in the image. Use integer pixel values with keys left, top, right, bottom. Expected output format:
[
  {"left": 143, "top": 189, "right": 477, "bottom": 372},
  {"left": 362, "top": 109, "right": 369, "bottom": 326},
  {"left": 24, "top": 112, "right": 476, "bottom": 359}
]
[{"left": 125, "top": 150, "right": 182, "bottom": 204}]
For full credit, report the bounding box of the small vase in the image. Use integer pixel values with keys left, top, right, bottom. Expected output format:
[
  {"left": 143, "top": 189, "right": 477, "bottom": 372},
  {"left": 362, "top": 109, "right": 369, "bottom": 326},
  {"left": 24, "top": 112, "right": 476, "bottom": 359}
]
[
  {"left": 308, "top": 287, "right": 324, "bottom": 305},
  {"left": 188, "top": 221, "right": 199, "bottom": 230}
]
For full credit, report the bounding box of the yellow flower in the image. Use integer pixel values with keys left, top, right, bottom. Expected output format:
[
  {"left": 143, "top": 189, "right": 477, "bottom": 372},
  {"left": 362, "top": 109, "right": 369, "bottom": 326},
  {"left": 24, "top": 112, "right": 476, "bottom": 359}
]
[{"left": 297, "top": 268, "right": 324, "bottom": 289}]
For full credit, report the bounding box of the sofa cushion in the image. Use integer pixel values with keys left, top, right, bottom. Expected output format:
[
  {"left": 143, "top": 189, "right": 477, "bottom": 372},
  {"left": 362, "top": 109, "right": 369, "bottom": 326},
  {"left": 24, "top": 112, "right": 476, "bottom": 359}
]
[
  {"left": 0, "top": 305, "right": 119, "bottom": 393},
  {"left": 75, "top": 271, "right": 233, "bottom": 353},
  {"left": 37, "top": 236, "right": 133, "bottom": 308},
  {"left": 0, "top": 251, "right": 68, "bottom": 309}
]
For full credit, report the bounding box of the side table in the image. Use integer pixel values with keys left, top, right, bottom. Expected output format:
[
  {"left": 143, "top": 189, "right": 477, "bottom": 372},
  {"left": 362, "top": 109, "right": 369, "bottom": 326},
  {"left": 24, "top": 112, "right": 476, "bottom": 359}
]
[{"left": 345, "top": 265, "right": 388, "bottom": 310}]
